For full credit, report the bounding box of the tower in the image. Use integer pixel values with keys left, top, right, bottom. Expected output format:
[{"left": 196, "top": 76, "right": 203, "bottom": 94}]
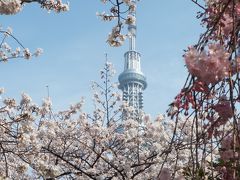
[{"left": 118, "top": 1, "right": 147, "bottom": 120}]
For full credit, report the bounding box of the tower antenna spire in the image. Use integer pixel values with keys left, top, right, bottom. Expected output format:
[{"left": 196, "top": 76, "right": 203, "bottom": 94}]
[
  {"left": 46, "top": 85, "right": 50, "bottom": 98},
  {"left": 128, "top": 0, "right": 137, "bottom": 51},
  {"left": 105, "top": 53, "right": 108, "bottom": 62}
]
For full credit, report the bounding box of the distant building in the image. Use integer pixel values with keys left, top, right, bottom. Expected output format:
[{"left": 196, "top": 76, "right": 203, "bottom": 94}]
[{"left": 118, "top": 1, "right": 147, "bottom": 120}]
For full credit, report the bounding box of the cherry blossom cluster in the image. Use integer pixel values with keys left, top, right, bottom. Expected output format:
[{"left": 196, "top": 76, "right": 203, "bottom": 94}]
[
  {"left": 107, "top": 26, "right": 127, "bottom": 47},
  {"left": 0, "top": 90, "right": 50, "bottom": 178},
  {"left": 0, "top": 0, "right": 69, "bottom": 15},
  {"left": 39, "top": 0, "right": 69, "bottom": 13},
  {"left": 172, "top": 89, "right": 195, "bottom": 116},
  {"left": 202, "top": 0, "right": 240, "bottom": 39},
  {"left": 184, "top": 43, "right": 230, "bottom": 84},
  {"left": 33, "top": 108, "right": 192, "bottom": 179},
  {"left": 218, "top": 132, "right": 240, "bottom": 180},
  {"left": 0, "top": 0, "right": 22, "bottom": 15},
  {"left": 0, "top": 26, "right": 43, "bottom": 62},
  {"left": 98, "top": 0, "right": 138, "bottom": 46}
]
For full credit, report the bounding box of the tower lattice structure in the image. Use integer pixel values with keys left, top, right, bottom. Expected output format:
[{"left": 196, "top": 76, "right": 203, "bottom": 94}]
[{"left": 118, "top": 2, "right": 147, "bottom": 119}]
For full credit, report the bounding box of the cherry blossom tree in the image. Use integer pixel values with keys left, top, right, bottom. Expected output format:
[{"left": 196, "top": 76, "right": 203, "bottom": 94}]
[
  {"left": 0, "top": 62, "right": 192, "bottom": 179},
  {"left": 162, "top": 0, "right": 240, "bottom": 179}
]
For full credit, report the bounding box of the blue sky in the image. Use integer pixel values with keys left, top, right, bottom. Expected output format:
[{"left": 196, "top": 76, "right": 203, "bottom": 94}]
[{"left": 0, "top": 1, "right": 203, "bottom": 117}]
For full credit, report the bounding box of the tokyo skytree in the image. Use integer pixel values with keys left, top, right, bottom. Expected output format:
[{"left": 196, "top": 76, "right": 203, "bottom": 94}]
[{"left": 118, "top": 1, "right": 147, "bottom": 119}]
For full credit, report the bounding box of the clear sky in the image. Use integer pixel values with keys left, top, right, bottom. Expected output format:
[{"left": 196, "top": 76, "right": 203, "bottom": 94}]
[{"left": 0, "top": 0, "right": 203, "bottom": 117}]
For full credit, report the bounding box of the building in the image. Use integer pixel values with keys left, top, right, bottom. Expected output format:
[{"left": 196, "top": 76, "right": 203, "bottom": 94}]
[{"left": 118, "top": 1, "right": 147, "bottom": 120}]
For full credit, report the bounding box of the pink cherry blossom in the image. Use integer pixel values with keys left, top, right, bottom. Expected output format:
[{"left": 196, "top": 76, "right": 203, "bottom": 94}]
[{"left": 184, "top": 44, "right": 230, "bottom": 84}]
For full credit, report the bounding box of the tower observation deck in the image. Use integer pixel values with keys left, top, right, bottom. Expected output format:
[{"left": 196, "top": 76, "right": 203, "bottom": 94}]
[{"left": 118, "top": 1, "right": 147, "bottom": 119}]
